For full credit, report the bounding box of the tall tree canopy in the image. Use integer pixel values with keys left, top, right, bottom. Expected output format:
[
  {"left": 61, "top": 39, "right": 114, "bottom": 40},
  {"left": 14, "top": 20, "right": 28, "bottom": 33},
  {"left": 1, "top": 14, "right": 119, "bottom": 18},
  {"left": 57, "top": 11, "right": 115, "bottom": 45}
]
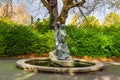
[
  {"left": 41, "top": 0, "right": 86, "bottom": 29},
  {"left": 103, "top": 12, "right": 120, "bottom": 26},
  {"left": 1, "top": 0, "right": 120, "bottom": 27},
  {"left": 81, "top": 15, "right": 100, "bottom": 26}
]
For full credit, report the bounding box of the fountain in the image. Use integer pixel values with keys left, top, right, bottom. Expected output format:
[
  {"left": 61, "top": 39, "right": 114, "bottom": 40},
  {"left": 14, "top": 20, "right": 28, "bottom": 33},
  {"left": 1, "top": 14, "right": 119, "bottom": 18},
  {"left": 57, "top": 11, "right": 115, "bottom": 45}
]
[{"left": 16, "top": 22, "right": 104, "bottom": 73}]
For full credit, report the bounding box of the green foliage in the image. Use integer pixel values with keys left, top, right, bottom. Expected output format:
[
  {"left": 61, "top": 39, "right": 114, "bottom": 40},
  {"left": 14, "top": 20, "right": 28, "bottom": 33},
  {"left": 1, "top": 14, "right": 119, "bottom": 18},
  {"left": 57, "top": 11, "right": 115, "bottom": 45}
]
[
  {"left": 103, "top": 12, "right": 120, "bottom": 26},
  {"left": 81, "top": 15, "right": 100, "bottom": 27},
  {"left": 33, "top": 19, "right": 50, "bottom": 34},
  {"left": 102, "top": 25, "right": 120, "bottom": 57},
  {"left": 67, "top": 25, "right": 120, "bottom": 58},
  {"left": 30, "top": 30, "right": 54, "bottom": 54},
  {"left": 0, "top": 19, "right": 120, "bottom": 58},
  {"left": 69, "top": 13, "right": 79, "bottom": 26},
  {"left": 0, "top": 19, "right": 54, "bottom": 56}
]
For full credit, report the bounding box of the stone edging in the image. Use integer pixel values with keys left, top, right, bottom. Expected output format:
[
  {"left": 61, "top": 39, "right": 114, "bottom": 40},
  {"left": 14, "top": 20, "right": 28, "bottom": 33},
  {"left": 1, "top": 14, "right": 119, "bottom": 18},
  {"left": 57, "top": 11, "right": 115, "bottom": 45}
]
[{"left": 16, "top": 57, "right": 104, "bottom": 73}]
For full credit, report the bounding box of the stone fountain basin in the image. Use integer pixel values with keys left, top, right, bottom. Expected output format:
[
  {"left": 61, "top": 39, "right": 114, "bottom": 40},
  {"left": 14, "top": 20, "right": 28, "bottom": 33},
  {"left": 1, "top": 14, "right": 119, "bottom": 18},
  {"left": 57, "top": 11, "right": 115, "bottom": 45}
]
[{"left": 16, "top": 57, "right": 104, "bottom": 73}]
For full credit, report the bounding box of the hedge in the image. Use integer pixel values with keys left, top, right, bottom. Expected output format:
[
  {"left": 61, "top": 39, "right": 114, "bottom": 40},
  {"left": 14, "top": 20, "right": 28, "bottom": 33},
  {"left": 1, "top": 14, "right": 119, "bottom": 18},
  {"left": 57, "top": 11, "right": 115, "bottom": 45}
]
[
  {"left": 66, "top": 25, "right": 120, "bottom": 58},
  {"left": 0, "top": 19, "right": 120, "bottom": 58},
  {"left": 0, "top": 19, "right": 54, "bottom": 56}
]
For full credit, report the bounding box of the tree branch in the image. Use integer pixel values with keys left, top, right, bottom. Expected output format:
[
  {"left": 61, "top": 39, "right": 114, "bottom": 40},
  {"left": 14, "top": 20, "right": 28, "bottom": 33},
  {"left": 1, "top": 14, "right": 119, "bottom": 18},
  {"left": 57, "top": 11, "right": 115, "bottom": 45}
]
[
  {"left": 74, "top": 0, "right": 88, "bottom": 25},
  {"left": 41, "top": 0, "right": 50, "bottom": 12},
  {"left": 72, "top": 0, "right": 86, "bottom": 7}
]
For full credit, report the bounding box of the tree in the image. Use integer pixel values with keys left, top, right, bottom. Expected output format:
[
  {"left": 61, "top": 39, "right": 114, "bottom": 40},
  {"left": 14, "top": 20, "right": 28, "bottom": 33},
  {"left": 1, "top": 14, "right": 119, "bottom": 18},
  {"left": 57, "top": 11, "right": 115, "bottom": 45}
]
[
  {"left": 21, "top": 0, "right": 119, "bottom": 28},
  {"left": 69, "top": 13, "right": 79, "bottom": 26},
  {"left": 0, "top": 0, "right": 31, "bottom": 24},
  {"left": 103, "top": 12, "right": 120, "bottom": 26},
  {"left": 0, "top": 4, "right": 31, "bottom": 24},
  {"left": 0, "top": 0, "right": 13, "bottom": 18},
  {"left": 41, "top": 0, "right": 86, "bottom": 29},
  {"left": 81, "top": 15, "right": 100, "bottom": 27},
  {"left": 114, "top": 0, "right": 120, "bottom": 9},
  {"left": 106, "top": 0, "right": 120, "bottom": 10}
]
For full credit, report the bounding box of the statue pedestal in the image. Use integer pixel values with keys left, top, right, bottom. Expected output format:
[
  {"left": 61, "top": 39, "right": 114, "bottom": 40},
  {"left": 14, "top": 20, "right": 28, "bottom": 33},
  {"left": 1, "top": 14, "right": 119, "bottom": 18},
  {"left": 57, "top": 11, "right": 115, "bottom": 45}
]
[
  {"left": 51, "top": 59, "right": 74, "bottom": 67},
  {"left": 49, "top": 52, "right": 74, "bottom": 67}
]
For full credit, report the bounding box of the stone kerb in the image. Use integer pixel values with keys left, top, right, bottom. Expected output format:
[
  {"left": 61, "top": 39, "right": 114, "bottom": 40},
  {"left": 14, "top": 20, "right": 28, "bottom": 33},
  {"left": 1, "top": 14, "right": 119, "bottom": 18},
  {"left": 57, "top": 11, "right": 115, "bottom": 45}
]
[{"left": 16, "top": 57, "right": 104, "bottom": 73}]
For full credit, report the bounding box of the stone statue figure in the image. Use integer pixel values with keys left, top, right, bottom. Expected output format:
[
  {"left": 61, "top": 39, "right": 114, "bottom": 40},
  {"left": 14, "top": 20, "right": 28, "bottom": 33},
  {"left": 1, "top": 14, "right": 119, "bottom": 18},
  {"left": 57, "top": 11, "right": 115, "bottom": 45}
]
[{"left": 54, "top": 22, "right": 70, "bottom": 60}]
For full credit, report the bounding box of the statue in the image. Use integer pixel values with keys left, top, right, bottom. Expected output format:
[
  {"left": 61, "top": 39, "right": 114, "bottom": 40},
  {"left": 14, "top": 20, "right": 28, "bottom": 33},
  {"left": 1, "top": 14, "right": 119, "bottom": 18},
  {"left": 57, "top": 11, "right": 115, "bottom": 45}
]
[
  {"left": 49, "top": 22, "right": 73, "bottom": 67},
  {"left": 54, "top": 22, "right": 70, "bottom": 60}
]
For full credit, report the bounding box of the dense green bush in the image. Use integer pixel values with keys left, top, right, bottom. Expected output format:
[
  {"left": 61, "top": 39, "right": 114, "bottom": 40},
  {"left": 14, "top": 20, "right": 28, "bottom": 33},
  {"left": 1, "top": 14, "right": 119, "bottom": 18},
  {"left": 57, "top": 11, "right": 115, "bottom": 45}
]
[
  {"left": 30, "top": 30, "right": 54, "bottom": 54},
  {"left": 33, "top": 20, "right": 50, "bottom": 34},
  {"left": 0, "top": 19, "right": 119, "bottom": 58},
  {"left": 67, "top": 25, "right": 120, "bottom": 58},
  {"left": 102, "top": 25, "right": 120, "bottom": 57},
  {"left": 0, "top": 19, "right": 54, "bottom": 56}
]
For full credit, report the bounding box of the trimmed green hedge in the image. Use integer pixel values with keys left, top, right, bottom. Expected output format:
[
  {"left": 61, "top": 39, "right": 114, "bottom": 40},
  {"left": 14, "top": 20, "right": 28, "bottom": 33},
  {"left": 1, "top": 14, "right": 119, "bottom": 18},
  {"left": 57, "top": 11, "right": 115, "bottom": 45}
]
[
  {"left": 0, "top": 20, "right": 54, "bottom": 56},
  {"left": 66, "top": 25, "right": 120, "bottom": 58},
  {"left": 0, "top": 19, "right": 119, "bottom": 58},
  {"left": 33, "top": 20, "right": 50, "bottom": 34}
]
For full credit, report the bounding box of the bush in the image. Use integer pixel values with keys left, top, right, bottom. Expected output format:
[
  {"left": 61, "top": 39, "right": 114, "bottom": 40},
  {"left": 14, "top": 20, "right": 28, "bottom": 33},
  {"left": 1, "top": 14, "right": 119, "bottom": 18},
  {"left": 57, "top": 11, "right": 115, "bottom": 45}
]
[
  {"left": 0, "top": 19, "right": 54, "bottom": 56},
  {"left": 67, "top": 25, "right": 120, "bottom": 58},
  {"left": 30, "top": 30, "right": 54, "bottom": 54},
  {"left": 33, "top": 20, "right": 50, "bottom": 34},
  {"left": 0, "top": 19, "right": 119, "bottom": 58},
  {"left": 103, "top": 25, "right": 120, "bottom": 57}
]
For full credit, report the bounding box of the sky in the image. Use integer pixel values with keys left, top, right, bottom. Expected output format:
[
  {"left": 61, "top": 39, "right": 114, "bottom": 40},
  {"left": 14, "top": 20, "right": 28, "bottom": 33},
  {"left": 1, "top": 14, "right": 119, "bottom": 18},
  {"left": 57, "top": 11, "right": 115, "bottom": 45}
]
[{"left": 1, "top": 0, "right": 120, "bottom": 24}]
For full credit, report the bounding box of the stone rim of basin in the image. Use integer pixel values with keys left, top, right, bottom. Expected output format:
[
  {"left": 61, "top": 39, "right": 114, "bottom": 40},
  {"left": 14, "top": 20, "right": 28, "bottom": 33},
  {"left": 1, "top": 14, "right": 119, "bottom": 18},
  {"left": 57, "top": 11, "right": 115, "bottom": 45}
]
[{"left": 16, "top": 57, "right": 104, "bottom": 73}]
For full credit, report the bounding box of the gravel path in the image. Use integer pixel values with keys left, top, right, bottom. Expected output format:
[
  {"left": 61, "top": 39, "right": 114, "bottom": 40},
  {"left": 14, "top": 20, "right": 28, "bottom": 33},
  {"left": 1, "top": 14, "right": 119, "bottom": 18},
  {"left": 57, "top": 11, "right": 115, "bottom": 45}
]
[{"left": 0, "top": 59, "right": 120, "bottom": 80}]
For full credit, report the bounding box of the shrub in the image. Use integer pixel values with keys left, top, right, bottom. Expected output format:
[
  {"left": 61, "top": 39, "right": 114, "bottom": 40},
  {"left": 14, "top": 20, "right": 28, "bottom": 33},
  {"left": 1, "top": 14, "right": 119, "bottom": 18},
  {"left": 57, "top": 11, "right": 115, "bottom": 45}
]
[
  {"left": 30, "top": 30, "right": 54, "bottom": 54},
  {"left": 0, "top": 19, "right": 54, "bottom": 56},
  {"left": 103, "top": 25, "right": 120, "bottom": 57},
  {"left": 0, "top": 19, "right": 119, "bottom": 58},
  {"left": 33, "top": 20, "right": 50, "bottom": 34},
  {"left": 67, "top": 25, "right": 120, "bottom": 58}
]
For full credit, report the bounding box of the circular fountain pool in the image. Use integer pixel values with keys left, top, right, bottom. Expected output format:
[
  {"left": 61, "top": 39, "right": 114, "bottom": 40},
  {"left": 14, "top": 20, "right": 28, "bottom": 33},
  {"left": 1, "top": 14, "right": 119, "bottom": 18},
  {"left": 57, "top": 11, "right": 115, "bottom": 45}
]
[{"left": 16, "top": 57, "right": 104, "bottom": 73}]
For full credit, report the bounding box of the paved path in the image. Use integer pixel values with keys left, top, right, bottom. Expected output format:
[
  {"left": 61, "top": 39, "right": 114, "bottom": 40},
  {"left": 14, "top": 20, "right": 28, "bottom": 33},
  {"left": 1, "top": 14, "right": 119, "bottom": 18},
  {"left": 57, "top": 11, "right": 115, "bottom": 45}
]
[{"left": 0, "top": 59, "right": 120, "bottom": 80}]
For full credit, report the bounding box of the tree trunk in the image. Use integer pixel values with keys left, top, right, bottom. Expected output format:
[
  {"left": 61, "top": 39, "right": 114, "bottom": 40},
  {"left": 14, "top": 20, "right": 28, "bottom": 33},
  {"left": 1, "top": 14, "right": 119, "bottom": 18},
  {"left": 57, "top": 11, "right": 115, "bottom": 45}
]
[
  {"left": 41, "top": 0, "right": 86, "bottom": 28},
  {"left": 49, "top": 0, "right": 58, "bottom": 29},
  {"left": 59, "top": 6, "right": 70, "bottom": 24}
]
